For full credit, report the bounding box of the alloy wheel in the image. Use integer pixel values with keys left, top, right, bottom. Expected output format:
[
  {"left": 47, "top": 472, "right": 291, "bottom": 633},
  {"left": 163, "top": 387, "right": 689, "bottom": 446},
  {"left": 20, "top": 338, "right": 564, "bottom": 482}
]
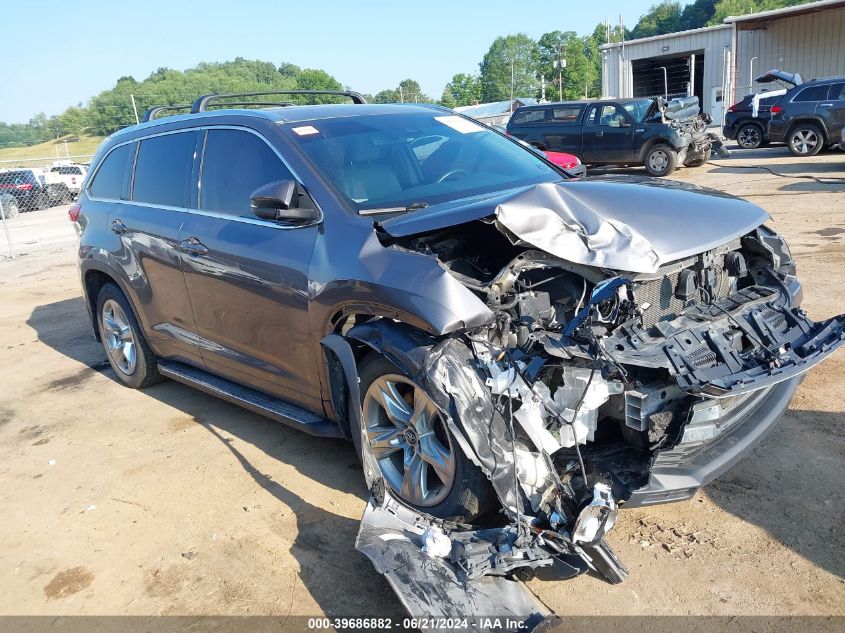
[
  {"left": 791, "top": 129, "right": 819, "bottom": 154},
  {"left": 362, "top": 374, "right": 456, "bottom": 507},
  {"left": 738, "top": 126, "right": 761, "bottom": 149},
  {"left": 101, "top": 299, "right": 137, "bottom": 375}
]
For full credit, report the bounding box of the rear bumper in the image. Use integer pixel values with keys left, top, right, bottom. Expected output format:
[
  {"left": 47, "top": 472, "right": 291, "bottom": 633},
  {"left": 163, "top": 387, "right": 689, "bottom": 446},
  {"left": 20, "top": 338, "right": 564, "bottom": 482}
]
[{"left": 625, "top": 376, "right": 800, "bottom": 507}]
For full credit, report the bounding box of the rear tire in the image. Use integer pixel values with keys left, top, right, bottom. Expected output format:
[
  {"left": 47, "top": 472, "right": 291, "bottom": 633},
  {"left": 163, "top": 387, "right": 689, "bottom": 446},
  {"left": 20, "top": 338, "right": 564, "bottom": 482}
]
[
  {"left": 736, "top": 123, "right": 764, "bottom": 149},
  {"left": 96, "top": 283, "right": 162, "bottom": 389},
  {"left": 787, "top": 123, "right": 824, "bottom": 156},
  {"left": 354, "top": 353, "right": 494, "bottom": 522},
  {"left": 644, "top": 143, "right": 678, "bottom": 177}
]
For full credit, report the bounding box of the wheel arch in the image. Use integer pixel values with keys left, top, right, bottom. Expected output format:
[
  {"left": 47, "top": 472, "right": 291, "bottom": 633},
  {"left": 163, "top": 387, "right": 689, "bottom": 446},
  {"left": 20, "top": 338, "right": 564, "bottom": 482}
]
[
  {"left": 320, "top": 317, "right": 440, "bottom": 440},
  {"left": 638, "top": 137, "right": 673, "bottom": 163},
  {"left": 81, "top": 263, "right": 141, "bottom": 343},
  {"left": 786, "top": 117, "right": 829, "bottom": 144}
]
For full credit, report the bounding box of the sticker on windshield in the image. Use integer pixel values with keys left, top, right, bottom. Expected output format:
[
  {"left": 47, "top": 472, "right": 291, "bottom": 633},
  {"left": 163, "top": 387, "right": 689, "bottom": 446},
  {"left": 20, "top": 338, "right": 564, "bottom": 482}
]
[
  {"left": 435, "top": 115, "right": 484, "bottom": 134},
  {"left": 291, "top": 125, "right": 319, "bottom": 136}
]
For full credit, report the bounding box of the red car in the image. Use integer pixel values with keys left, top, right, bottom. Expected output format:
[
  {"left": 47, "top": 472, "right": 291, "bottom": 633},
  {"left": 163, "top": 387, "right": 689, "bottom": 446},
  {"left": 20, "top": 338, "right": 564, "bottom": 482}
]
[
  {"left": 491, "top": 124, "right": 586, "bottom": 177},
  {"left": 543, "top": 149, "right": 586, "bottom": 176}
]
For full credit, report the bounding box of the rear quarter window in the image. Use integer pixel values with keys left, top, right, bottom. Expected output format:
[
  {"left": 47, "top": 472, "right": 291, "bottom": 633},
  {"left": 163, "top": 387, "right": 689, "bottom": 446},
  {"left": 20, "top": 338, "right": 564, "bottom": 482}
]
[
  {"left": 512, "top": 109, "right": 546, "bottom": 124},
  {"left": 89, "top": 145, "right": 132, "bottom": 200}
]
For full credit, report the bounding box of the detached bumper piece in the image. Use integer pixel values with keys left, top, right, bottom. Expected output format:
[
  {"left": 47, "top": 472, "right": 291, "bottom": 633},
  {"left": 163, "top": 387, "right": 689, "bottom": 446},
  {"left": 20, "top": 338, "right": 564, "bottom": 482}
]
[
  {"left": 606, "top": 286, "right": 845, "bottom": 397},
  {"left": 356, "top": 491, "right": 552, "bottom": 633}
]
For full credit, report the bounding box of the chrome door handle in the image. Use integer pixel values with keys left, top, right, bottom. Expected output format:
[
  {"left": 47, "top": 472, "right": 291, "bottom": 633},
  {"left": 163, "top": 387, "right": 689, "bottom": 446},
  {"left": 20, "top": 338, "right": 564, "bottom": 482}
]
[
  {"left": 819, "top": 103, "right": 833, "bottom": 107},
  {"left": 180, "top": 237, "right": 208, "bottom": 256},
  {"left": 596, "top": 130, "right": 604, "bottom": 137},
  {"left": 111, "top": 218, "right": 127, "bottom": 234}
]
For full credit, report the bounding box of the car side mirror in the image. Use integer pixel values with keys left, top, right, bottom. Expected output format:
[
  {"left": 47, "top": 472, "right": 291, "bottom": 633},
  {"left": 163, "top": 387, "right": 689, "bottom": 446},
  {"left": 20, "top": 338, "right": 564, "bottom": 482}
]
[
  {"left": 618, "top": 118, "right": 632, "bottom": 128},
  {"left": 250, "top": 180, "right": 320, "bottom": 223}
]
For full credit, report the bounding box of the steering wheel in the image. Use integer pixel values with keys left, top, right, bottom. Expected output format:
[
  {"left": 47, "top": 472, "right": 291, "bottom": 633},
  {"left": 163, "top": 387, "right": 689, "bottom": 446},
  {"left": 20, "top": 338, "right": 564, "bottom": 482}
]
[{"left": 437, "top": 168, "right": 468, "bottom": 183}]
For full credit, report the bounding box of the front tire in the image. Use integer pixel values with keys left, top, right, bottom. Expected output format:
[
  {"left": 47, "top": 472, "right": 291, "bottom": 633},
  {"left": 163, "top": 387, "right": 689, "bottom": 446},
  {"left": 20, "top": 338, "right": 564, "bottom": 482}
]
[
  {"left": 787, "top": 123, "right": 824, "bottom": 156},
  {"left": 1, "top": 199, "right": 19, "bottom": 219},
  {"left": 644, "top": 143, "right": 678, "bottom": 177},
  {"left": 355, "top": 354, "right": 494, "bottom": 522},
  {"left": 736, "top": 123, "right": 764, "bottom": 149},
  {"left": 96, "top": 283, "right": 162, "bottom": 389}
]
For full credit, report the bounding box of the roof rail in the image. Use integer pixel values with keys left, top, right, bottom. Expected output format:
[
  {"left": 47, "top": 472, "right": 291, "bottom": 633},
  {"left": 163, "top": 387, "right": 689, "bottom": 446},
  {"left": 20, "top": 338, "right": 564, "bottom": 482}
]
[
  {"left": 191, "top": 90, "right": 367, "bottom": 113},
  {"left": 141, "top": 104, "right": 193, "bottom": 123}
]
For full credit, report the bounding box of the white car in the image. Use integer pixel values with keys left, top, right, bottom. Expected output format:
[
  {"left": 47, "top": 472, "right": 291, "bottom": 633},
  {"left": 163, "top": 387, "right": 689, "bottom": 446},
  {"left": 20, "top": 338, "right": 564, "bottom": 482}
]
[{"left": 49, "top": 163, "right": 88, "bottom": 196}]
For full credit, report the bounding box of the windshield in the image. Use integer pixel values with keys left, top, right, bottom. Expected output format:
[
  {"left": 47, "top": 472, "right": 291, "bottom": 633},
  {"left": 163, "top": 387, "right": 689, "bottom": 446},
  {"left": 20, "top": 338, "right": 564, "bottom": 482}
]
[
  {"left": 622, "top": 99, "right": 654, "bottom": 122},
  {"left": 282, "top": 112, "right": 562, "bottom": 213}
]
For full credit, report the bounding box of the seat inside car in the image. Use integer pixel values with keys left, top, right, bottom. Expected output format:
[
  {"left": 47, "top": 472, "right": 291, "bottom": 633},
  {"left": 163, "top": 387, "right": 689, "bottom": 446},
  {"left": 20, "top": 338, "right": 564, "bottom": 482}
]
[{"left": 341, "top": 136, "right": 403, "bottom": 202}]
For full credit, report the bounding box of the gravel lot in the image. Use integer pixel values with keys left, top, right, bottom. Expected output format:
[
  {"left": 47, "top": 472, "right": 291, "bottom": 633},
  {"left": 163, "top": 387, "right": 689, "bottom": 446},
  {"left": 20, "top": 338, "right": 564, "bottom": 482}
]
[{"left": 0, "top": 146, "right": 843, "bottom": 620}]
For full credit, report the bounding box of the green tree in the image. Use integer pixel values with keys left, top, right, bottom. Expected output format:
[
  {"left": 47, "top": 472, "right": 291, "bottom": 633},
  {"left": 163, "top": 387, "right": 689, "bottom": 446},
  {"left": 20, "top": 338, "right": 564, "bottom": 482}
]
[
  {"left": 397, "top": 79, "right": 429, "bottom": 102},
  {"left": 630, "top": 1, "right": 683, "bottom": 38},
  {"left": 479, "top": 34, "right": 538, "bottom": 102},
  {"left": 55, "top": 106, "right": 90, "bottom": 137},
  {"left": 537, "top": 31, "right": 595, "bottom": 101},
  {"left": 439, "top": 87, "right": 457, "bottom": 108},
  {"left": 678, "top": 0, "right": 718, "bottom": 29},
  {"left": 442, "top": 73, "right": 481, "bottom": 106},
  {"left": 278, "top": 62, "right": 301, "bottom": 80},
  {"left": 373, "top": 89, "right": 399, "bottom": 103},
  {"left": 294, "top": 69, "right": 344, "bottom": 103}
]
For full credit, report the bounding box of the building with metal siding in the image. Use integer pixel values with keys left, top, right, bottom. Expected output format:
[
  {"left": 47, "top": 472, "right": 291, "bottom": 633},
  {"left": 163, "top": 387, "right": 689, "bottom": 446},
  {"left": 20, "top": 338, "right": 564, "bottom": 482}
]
[{"left": 601, "top": 0, "right": 845, "bottom": 124}]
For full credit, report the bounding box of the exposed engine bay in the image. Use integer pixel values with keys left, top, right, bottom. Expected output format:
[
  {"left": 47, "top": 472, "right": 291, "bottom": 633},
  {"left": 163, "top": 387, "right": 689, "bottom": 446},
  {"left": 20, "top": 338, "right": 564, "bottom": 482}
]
[
  {"left": 657, "top": 95, "right": 729, "bottom": 164},
  {"left": 336, "top": 181, "right": 845, "bottom": 628}
]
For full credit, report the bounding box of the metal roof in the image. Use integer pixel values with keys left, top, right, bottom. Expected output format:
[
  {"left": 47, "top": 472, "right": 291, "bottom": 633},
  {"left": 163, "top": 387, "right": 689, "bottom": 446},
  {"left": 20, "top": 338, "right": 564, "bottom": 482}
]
[
  {"left": 599, "top": 23, "right": 730, "bottom": 50},
  {"left": 453, "top": 98, "right": 537, "bottom": 118},
  {"left": 724, "top": 0, "right": 845, "bottom": 27}
]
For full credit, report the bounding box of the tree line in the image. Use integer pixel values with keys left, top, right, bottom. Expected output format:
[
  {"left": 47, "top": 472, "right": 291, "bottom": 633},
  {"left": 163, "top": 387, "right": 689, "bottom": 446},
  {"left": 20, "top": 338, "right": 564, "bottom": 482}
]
[{"left": 0, "top": 0, "right": 813, "bottom": 149}]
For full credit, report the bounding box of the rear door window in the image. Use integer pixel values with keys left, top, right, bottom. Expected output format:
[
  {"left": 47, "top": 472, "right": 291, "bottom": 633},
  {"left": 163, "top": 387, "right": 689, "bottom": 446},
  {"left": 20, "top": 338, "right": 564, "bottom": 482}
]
[
  {"left": 793, "top": 85, "right": 829, "bottom": 102},
  {"left": 200, "top": 129, "right": 293, "bottom": 218},
  {"left": 512, "top": 109, "right": 546, "bottom": 124},
  {"left": 89, "top": 144, "right": 132, "bottom": 200},
  {"left": 828, "top": 83, "right": 845, "bottom": 100},
  {"left": 132, "top": 131, "right": 198, "bottom": 207}
]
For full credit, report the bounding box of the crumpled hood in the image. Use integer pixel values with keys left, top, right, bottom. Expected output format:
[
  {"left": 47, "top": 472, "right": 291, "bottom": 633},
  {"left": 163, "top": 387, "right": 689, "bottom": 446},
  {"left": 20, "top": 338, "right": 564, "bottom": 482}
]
[{"left": 378, "top": 179, "right": 769, "bottom": 273}]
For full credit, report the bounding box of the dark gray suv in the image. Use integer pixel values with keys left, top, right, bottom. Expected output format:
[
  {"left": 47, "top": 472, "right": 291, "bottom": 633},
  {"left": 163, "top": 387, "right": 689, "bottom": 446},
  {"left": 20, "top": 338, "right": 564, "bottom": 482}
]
[
  {"left": 767, "top": 77, "right": 845, "bottom": 156},
  {"left": 74, "top": 90, "right": 844, "bottom": 598}
]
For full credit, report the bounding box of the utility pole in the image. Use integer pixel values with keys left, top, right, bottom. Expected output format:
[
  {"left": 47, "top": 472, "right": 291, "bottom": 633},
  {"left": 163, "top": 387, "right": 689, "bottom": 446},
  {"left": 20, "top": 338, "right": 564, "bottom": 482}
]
[
  {"left": 130, "top": 94, "right": 140, "bottom": 125},
  {"left": 398, "top": 85, "right": 404, "bottom": 103},
  {"left": 540, "top": 75, "right": 546, "bottom": 102},
  {"left": 510, "top": 60, "right": 515, "bottom": 111}
]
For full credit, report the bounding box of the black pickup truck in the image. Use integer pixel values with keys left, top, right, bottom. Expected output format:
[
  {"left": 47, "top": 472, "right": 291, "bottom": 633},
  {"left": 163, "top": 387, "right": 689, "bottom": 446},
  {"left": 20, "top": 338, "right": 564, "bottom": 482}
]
[{"left": 506, "top": 96, "right": 727, "bottom": 177}]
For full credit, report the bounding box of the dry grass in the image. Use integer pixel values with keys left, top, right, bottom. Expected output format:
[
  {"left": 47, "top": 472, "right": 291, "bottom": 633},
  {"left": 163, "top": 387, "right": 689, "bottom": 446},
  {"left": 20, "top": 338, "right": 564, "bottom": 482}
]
[{"left": 0, "top": 134, "right": 105, "bottom": 167}]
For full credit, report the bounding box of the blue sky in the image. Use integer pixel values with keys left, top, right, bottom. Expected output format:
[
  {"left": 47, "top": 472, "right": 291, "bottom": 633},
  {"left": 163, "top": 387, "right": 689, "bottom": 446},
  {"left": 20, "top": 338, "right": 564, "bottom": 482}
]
[{"left": 1, "top": 0, "right": 667, "bottom": 123}]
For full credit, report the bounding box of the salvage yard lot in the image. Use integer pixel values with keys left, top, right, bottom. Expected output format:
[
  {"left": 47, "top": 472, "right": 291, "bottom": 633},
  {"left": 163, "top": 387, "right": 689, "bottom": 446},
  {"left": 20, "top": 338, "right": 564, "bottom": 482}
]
[{"left": 0, "top": 147, "right": 843, "bottom": 618}]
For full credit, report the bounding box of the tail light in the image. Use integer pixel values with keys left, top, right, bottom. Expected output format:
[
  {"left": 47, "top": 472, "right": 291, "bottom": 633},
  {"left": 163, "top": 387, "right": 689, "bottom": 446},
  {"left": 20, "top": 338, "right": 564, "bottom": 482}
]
[
  {"left": 68, "top": 202, "right": 81, "bottom": 222},
  {"left": 771, "top": 105, "right": 783, "bottom": 115},
  {"left": 15, "top": 183, "right": 33, "bottom": 191},
  {"left": 71, "top": 177, "right": 77, "bottom": 185}
]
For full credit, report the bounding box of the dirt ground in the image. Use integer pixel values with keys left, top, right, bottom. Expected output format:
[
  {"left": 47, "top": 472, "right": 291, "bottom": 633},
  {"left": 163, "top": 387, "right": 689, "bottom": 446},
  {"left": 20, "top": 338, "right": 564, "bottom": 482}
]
[{"left": 0, "top": 146, "right": 843, "bottom": 620}]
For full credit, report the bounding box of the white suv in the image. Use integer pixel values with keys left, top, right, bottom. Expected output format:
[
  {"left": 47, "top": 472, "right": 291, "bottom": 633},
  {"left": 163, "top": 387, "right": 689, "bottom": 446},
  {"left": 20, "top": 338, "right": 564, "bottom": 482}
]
[{"left": 49, "top": 163, "right": 88, "bottom": 196}]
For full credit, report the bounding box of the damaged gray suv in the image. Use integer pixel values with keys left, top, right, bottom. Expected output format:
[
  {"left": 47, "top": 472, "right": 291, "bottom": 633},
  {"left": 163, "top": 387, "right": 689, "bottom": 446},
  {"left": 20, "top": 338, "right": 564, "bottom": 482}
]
[{"left": 75, "top": 91, "right": 844, "bottom": 615}]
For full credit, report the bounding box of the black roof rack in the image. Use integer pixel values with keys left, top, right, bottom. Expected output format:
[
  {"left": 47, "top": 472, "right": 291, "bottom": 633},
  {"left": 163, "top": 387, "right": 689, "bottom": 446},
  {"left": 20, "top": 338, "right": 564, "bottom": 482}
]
[
  {"left": 141, "top": 104, "right": 193, "bottom": 123},
  {"left": 191, "top": 90, "right": 367, "bottom": 113}
]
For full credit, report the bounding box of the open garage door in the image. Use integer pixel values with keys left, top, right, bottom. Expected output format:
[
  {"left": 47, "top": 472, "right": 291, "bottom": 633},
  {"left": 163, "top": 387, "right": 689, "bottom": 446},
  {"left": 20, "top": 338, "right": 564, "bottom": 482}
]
[{"left": 632, "top": 53, "right": 704, "bottom": 104}]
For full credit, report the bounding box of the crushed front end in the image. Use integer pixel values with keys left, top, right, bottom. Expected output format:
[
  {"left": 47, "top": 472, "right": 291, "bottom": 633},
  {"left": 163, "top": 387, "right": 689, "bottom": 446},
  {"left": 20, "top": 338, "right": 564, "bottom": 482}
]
[
  {"left": 346, "top": 183, "right": 844, "bottom": 628},
  {"left": 658, "top": 95, "right": 730, "bottom": 163}
]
